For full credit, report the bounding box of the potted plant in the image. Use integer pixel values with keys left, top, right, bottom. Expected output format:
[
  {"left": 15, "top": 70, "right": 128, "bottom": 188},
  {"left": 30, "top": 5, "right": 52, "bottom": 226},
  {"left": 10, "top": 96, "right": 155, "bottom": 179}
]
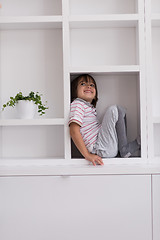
[{"left": 2, "top": 91, "right": 48, "bottom": 119}]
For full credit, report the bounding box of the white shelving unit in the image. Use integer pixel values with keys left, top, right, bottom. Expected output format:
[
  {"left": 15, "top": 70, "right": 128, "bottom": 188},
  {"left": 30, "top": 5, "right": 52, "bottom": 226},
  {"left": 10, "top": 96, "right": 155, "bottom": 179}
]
[
  {"left": 0, "top": 3, "right": 160, "bottom": 240},
  {"left": 0, "top": 0, "right": 148, "bottom": 165},
  {"left": 0, "top": 0, "right": 65, "bottom": 161},
  {"left": 145, "top": 0, "right": 160, "bottom": 161},
  {"left": 69, "top": 0, "right": 146, "bottom": 161}
]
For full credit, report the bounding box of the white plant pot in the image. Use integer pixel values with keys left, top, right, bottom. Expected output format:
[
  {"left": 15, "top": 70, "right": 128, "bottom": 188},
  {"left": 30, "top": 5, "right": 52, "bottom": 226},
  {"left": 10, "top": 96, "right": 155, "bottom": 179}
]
[{"left": 16, "top": 100, "right": 36, "bottom": 119}]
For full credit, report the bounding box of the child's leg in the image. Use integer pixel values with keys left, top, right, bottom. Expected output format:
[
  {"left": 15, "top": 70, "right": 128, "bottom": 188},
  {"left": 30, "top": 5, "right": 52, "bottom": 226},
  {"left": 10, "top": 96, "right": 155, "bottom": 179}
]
[
  {"left": 92, "top": 105, "right": 119, "bottom": 158},
  {"left": 115, "top": 106, "right": 128, "bottom": 151},
  {"left": 116, "top": 106, "right": 140, "bottom": 157}
]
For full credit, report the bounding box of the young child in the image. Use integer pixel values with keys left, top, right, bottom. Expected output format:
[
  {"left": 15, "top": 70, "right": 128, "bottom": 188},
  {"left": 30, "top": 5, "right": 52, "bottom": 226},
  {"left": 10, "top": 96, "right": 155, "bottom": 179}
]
[{"left": 69, "top": 74, "right": 141, "bottom": 166}]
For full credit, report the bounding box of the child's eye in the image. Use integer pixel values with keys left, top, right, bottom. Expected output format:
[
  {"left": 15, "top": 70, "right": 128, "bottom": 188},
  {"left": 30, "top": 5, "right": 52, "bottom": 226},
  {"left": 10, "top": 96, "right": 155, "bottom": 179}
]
[
  {"left": 80, "top": 82, "right": 86, "bottom": 86},
  {"left": 90, "top": 84, "right": 95, "bottom": 88}
]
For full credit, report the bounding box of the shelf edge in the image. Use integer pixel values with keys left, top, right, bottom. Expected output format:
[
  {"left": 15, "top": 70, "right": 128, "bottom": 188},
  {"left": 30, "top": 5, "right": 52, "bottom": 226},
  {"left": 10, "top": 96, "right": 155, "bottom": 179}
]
[
  {"left": 70, "top": 65, "right": 140, "bottom": 74},
  {"left": 0, "top": 118, "right": 65, "bottom": 126}
]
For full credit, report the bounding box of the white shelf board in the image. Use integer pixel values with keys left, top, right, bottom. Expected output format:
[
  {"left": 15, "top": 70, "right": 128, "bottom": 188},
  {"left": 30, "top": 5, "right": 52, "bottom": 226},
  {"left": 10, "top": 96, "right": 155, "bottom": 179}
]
[
  {"left": 153, "top": 117, "right": 160, "bottom": 124},
  {"left": 1, "top": 159, "right": 160, "bottom": 176},
  {"left": 70, "top": 65, "right": 140, "bottom": 74},
  {"left": 0, "top": 16, "right": 62, "bottom": 29},
  {"left": 152, "top": 14, "right": 160, "bottom": 26},
  {"left": 69, "top": 14, "right": 139, "bottom": 28},
  {"left": 0, "top": 118, "right": 64, "bottom": 126}
]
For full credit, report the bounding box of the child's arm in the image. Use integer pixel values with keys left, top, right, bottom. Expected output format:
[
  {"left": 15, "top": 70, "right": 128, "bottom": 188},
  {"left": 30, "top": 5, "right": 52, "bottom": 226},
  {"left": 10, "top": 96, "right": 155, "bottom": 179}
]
[{"left": 70, "top": 122, "right": 104, "bottom": 166}]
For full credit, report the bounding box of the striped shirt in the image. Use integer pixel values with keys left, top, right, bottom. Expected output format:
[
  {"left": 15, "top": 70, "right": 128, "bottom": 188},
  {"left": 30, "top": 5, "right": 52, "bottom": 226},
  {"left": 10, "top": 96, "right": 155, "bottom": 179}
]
[{"left": 68, "top": 98, "right": 101, "bottom": 152}]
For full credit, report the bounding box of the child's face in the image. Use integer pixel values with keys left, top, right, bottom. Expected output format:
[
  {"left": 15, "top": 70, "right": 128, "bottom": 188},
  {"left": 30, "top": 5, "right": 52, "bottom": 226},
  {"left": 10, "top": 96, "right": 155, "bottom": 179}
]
[{"left": 77, "top": 77, "right": 96, "bottom": 103}]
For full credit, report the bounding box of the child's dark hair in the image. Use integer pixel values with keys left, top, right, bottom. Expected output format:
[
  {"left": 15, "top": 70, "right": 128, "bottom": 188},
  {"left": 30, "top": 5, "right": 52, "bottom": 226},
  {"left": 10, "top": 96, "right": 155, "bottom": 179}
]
[{"left": 71, "top": 74, "right": 98, "bottom": 107}]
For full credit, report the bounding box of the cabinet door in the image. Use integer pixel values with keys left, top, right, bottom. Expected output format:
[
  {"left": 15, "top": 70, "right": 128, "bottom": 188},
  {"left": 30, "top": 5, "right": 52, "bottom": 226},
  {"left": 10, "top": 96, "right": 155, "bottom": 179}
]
[
  {"left": 152, "top": 175, "right": 160, "bottom": 240},
  {"left": 0, "top": 175, "right": 151, "bottom": 240}
]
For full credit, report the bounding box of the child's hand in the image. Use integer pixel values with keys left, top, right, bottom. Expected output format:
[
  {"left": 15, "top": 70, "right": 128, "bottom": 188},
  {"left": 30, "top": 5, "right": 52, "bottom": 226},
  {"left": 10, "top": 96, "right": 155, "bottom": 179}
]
[{"left": 85, "top": 153, "right": 104, "bottom": 166}]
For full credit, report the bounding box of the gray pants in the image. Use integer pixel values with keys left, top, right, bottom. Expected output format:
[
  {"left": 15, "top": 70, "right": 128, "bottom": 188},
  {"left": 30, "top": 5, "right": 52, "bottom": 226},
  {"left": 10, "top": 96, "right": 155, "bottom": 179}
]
[
  {"left": 92, "top": 105, "right": 119, "bottom": 158},
  {"left": 92, "top": 105, "right": 139, "bottom": 158}
]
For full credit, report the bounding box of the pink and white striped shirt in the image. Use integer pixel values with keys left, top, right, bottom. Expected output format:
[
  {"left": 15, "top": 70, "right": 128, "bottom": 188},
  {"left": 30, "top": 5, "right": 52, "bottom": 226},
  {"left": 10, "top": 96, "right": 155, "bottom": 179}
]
[{"left": 68, "top": 98, "right": 101, "bottom": 152}]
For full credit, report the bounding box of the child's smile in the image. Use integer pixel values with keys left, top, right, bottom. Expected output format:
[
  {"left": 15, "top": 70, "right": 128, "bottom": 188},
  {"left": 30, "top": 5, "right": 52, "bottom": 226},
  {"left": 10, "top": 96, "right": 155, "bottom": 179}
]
[{"left": 77, "top": 80, "right": 96, "bottom": 103}]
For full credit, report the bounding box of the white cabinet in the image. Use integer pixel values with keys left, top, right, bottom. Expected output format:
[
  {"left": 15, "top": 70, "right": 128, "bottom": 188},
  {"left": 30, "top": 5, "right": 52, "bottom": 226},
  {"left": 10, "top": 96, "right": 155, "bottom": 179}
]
[{"left": 0, "top": 175, "right": 152, "bottom": 240}]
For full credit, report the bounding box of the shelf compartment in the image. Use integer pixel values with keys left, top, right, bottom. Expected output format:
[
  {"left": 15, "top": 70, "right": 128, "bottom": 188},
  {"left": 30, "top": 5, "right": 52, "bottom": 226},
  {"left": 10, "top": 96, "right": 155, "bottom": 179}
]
[
  {"left": 69, "top": 14, "right": 139, "bottom": 28},
  {"left": 0, "top": 28, "right": 64, "bottom": 119},
  {"left": 70, "top": 27, "right": 138, "bottom": 67},
  {"left": 0, "top": 16, "right": 62, "bottom": 29},
  {"left": 0, "top": 125, "right": 64, "bottom": 159},
  {"left": 152, "top": 0, "right": 160, "bottom": 14},
  {"left": 69, "top": 0, "right": 137, "bottom": 15},
  {"left": 0, "top": 118, "right": 64, "bottom": 126},
  {"left": 0, "top": 0, "right": 62, "bottom": 16},
  {"left": 70, "top": 73, "right": 141, "bottom": 159}
]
